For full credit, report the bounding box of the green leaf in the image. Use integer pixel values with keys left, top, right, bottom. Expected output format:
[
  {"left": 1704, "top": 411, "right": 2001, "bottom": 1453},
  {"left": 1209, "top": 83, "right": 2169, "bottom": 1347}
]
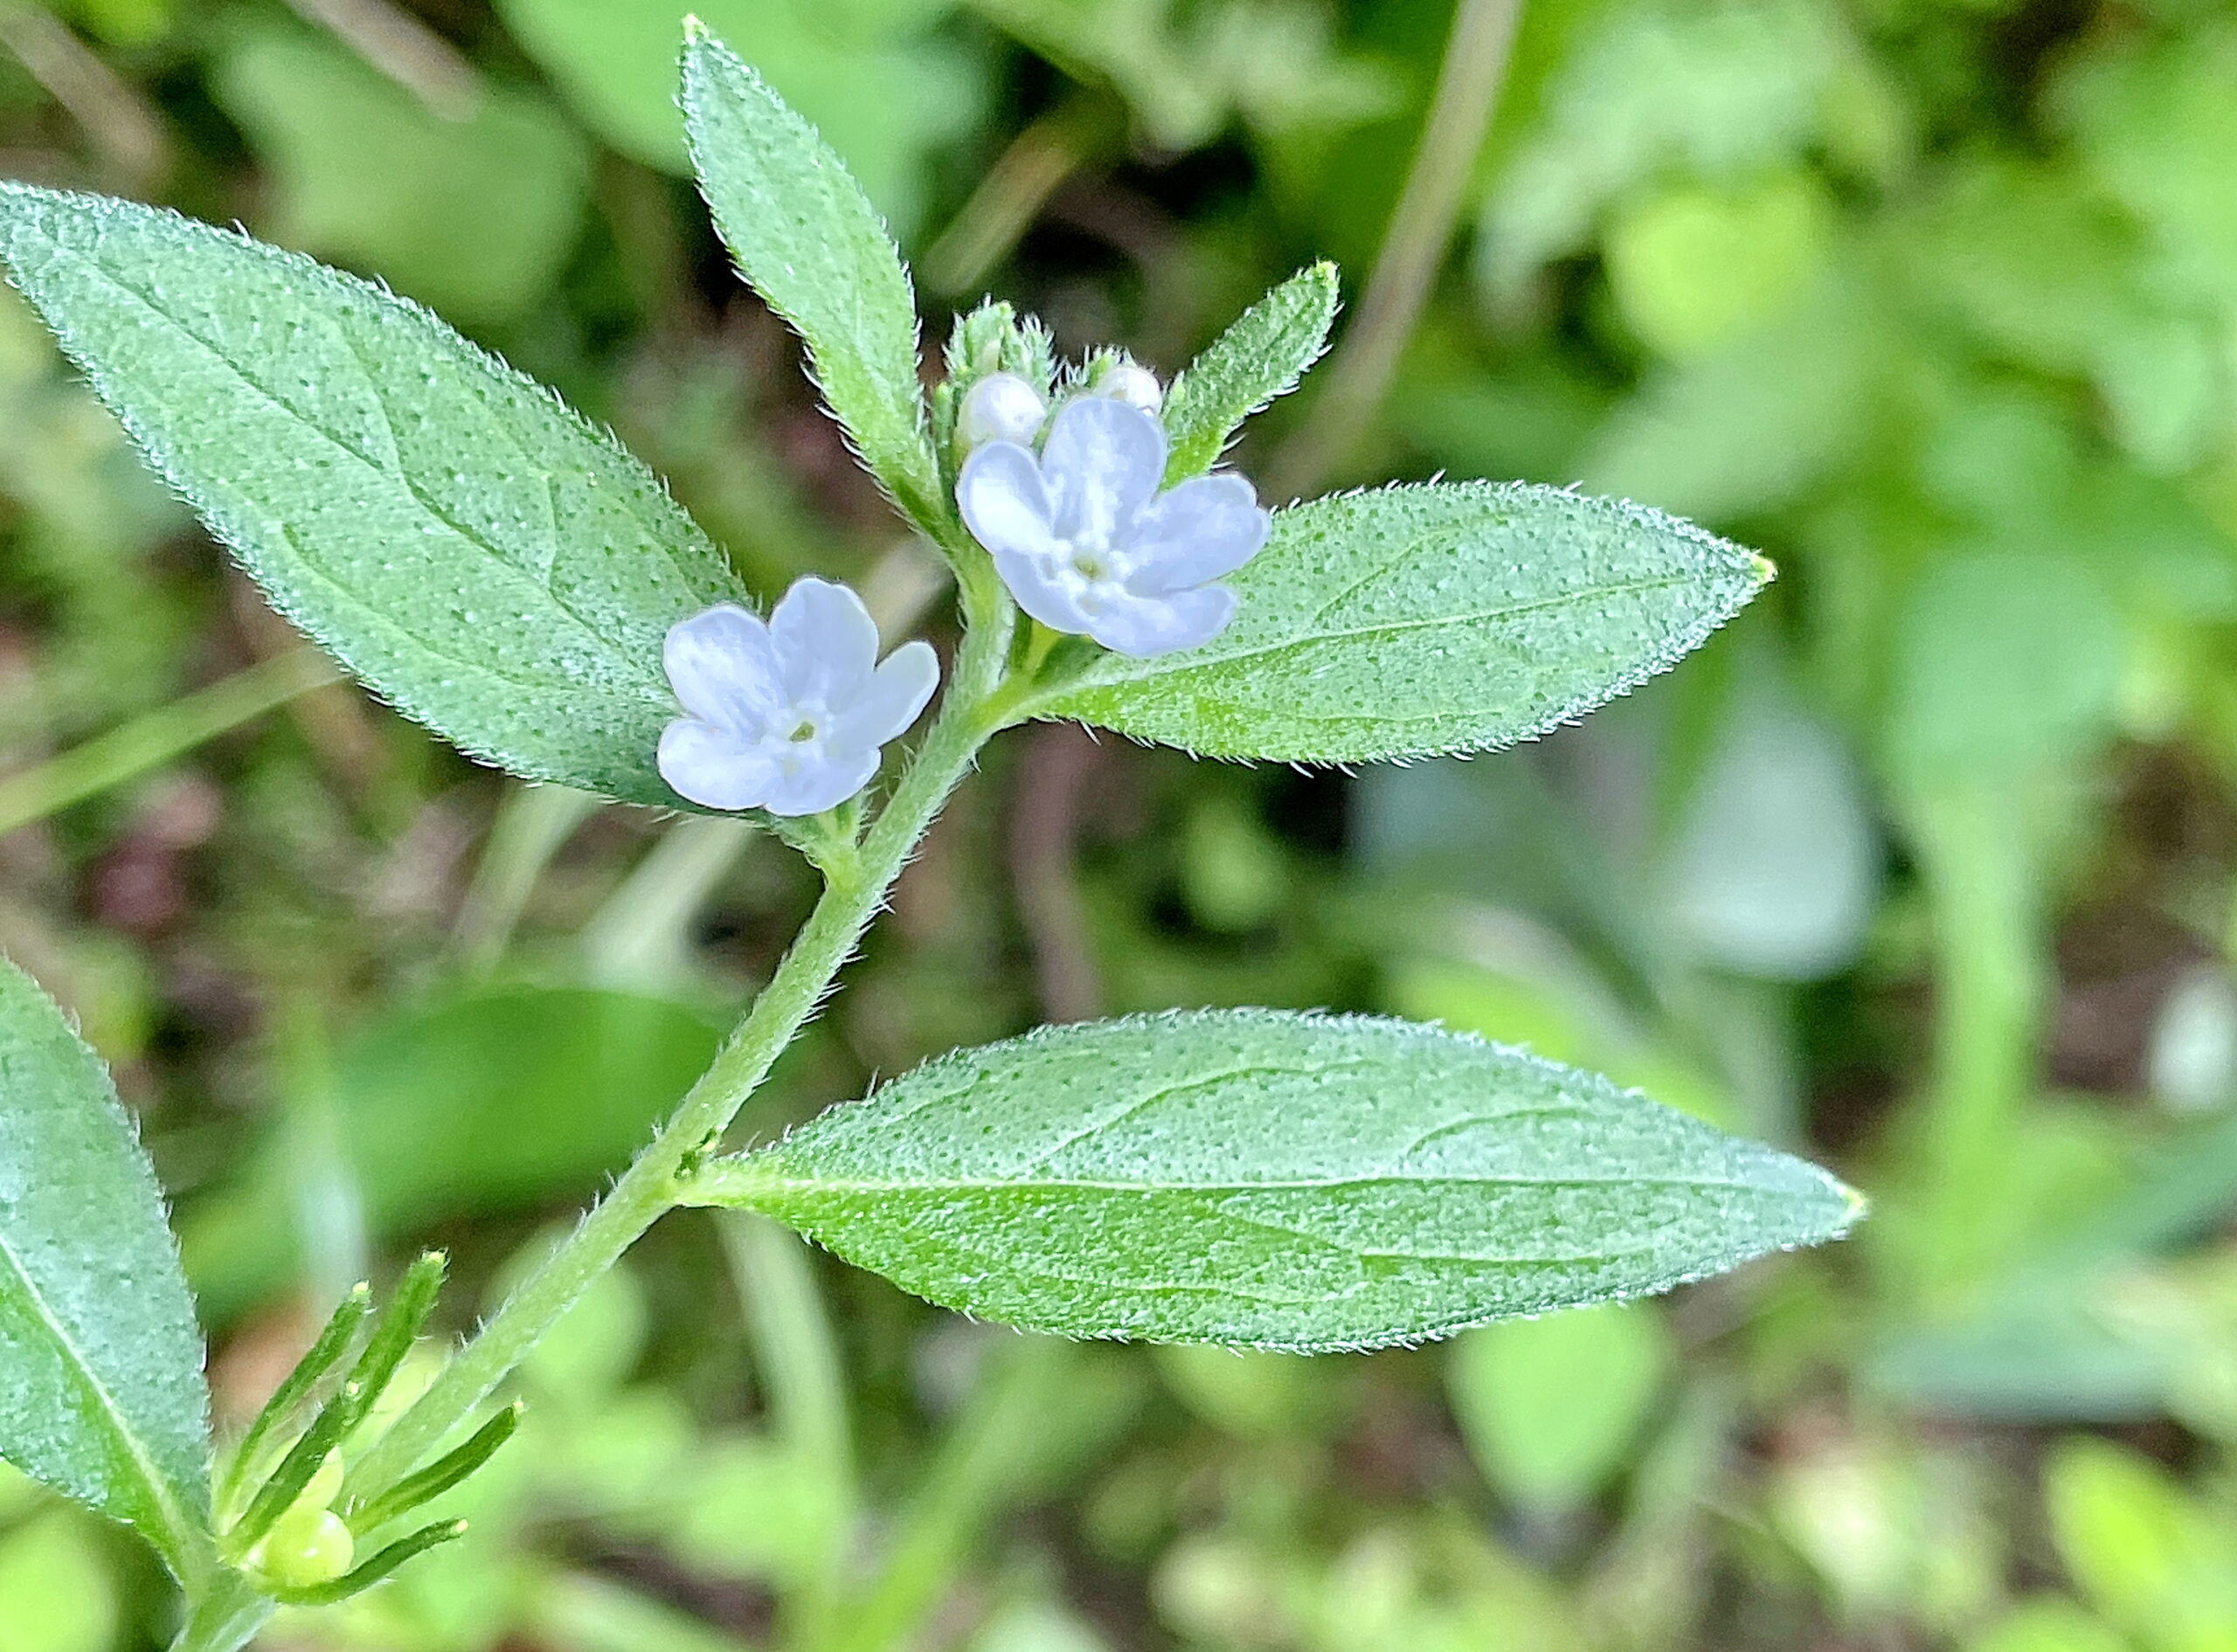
[
  {"left": 1038, "top": 482, "right": 1771, "bottom": 764},
  {"left": 211, "top": 23, "right": 592, "bottom": 327},
  {"left": 690, "top": 1010, "right": 1860, "bottom": 1351},
  {"left": 0, "top": 184, "right": 749, "bottom": 808},
  {"left": 181, "top": 986, "right": 725, "bottom": 1319},
  {"left": 1447, "top": 1303, "right": 1672, "bottom": 1508},
  {"left": 681, "top": 24, "right": 939, "bottom": 529},
  {"left": 0, "top": 957, "right": 210, "bottom": 1570},
  {"left": 1160, "top": 262, "right": 1339, "bottom": 482},
  {"left": 499, "top": 0, "right": 980, "bottom": 239}
]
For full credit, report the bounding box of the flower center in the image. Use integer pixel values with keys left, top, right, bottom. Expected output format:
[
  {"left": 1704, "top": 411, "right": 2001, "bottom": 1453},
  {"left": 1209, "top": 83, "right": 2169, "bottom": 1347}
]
[{"left": 788, "top": 717, "right": 820, "bottom": 743}]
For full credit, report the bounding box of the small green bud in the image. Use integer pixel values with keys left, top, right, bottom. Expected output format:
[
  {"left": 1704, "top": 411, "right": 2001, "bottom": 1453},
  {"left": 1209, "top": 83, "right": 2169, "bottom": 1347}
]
[{"left": 250, "top": 1505, "right": 356, "bottom": 1592}]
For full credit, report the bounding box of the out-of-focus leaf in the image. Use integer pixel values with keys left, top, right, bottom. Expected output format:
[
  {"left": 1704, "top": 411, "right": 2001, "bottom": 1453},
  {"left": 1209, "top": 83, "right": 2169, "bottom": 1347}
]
[
  {"left": 1965, "top": 1600, "right": 2129, "bottom": 1652},
  {"left": 0, "top": 1511, "right": 118, "bottom": 1652},
  {"left": 1154, "top": 1344, "right": 1340, "bottom": 1440},
  {"left": 965, "top": 0, "right": 1395, "bottom": 152},
  {"left": 1604, "top": 170, "right": 1832, "bottom": 359},
  {"left": 1040, "top": 482, "right": 1770, "bottom": 764},
  {"left": 1923, "top": 158, "right": 2231, "bottom": 473},
  {"left": 2053, "top": 25, "right": 2237, "bottom": 312},
  {"left": 1447, "top": 1302, "right": 1671, "bottom": 1508},
  {"left": 1770, "top": 1440, "right": 2001, "bottom": 1628},
  {"left": 693, "top": 1010, "right": 1859, "bottom": 1351},
  {"left": 1658, "top": 685, "right": 1880, "bottom": 980},
  {"left": 211, "top": 24, "right": 591, "bottom": 325},
  {"left": 499, "top": 0, "right": 980, "bottom": 238},
  {"left": 2045, "top": 1438, "right": 2237, "bottom": 1642},
  {"left": 0, "top": 958, "right": 208, "bottom": 1571},
  {"left": 182, "top": 987, "right": 724, "bottom": 1316},
  {"left": 1581, "top": 278, "right": 1879, "bottom": 524},
  {"left": 1873, "top": 1288, "right": 2171, "bottom": 1423},
  {"left": 1479, "top": 0, "right": 1842, "bottom": 294},
  {"left": 1885, "top": 552, "right": 2123, "bottom": 782},
  {"left": 0, "top": 184, "right": 749, "bottom": 807}
]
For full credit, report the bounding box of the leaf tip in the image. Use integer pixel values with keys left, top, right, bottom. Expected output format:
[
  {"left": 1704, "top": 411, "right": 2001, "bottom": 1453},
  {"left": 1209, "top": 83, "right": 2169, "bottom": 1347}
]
[
  {"left": 1835, "top": 1179, "right": 1870, "bottom": 1230},
  {"left": 1752, "top": 551, "right": 1778, "bottom": 586}
]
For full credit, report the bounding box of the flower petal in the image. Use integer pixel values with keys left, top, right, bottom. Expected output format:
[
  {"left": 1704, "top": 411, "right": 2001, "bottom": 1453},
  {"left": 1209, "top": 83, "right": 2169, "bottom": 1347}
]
[
  {"left": 1086, "top": 584, "right": 1238, "bottom": 657},
  {"left": 658, "top": 718, "right": 778, "bottom": 811},
  {"left": 770, "top": 576, "right": 883, "bottom": 706},
  {"left": 989, "top": 544, "right": 1095, "bottom": 634},
  {"left": 664, "top": 605, "right": 783, "bottom": 732},
  {"left": 761, "top": 746, "right": 881, "bottom": 818},
  {"left": 1040, "top": 397, "right": 1166, "bottom": 547},
  {"left": 829, "top": 639, "right": 939, "bottom": 749},
  {"left": 958, "top": 440, "right": 1058, "bottom": 563},
  {"left": 1126, "top": 473, "right": 1270, "bottom": 594}
]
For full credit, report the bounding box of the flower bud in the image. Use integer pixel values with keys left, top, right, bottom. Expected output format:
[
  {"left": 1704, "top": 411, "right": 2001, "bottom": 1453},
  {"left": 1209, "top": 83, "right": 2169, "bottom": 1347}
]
[
  {"left": 1098, "top": 362, "right": 1162, "bottom": 413},
  {"left": 250, "top": 1504, "right": 356, "bottom": 1592},
  {"left": 957, "top": 372, "right": 1048, "bottom": 449}
]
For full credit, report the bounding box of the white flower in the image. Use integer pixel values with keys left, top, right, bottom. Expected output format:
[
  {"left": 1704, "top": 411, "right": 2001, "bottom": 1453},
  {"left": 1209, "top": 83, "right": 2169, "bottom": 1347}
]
[
  {"left": 658, "top": 578, "right": 938, "bottom": 817},
  {"left": 956, "top": 396, "right": 1270, "bottom": 657},
  {"left": 1097, "top": 362, "right": 1161, "bottom": 412},
  {"left": 958, "top": 371, "right": 1048, "bottom": 449}
]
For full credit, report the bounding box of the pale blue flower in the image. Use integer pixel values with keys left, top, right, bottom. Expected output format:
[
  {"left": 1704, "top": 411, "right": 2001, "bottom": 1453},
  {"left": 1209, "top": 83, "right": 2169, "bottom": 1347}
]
[
  {"left": 659, "top": 577, "right": 938, "bottom": 817},
  {"left": 956, "top": 396, "right": 1270, "bottom": 657}
]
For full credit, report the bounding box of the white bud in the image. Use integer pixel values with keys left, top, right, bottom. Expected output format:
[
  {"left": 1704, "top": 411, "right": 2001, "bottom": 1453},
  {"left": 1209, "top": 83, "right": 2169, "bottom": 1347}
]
[
  {"left": 957, "top": 372, "right": 1047, "bottom": 449},
  {"left": 1098, "top": 362, "right": 1162, "bottom": 413}
]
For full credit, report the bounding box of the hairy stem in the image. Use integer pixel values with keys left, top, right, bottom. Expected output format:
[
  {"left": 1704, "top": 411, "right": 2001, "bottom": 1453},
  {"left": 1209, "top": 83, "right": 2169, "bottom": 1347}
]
[
  {"left": 1269, "top": 0, "right": 1523, "bottom": 498},
  {"left": 345, "top": 624, "right": 1008, "bottom": 1498}
]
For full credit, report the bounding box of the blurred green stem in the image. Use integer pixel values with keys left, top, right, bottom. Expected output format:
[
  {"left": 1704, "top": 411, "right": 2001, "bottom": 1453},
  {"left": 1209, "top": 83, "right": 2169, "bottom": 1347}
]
[
  {"left": 0, "top": 646, "right": 338, "bottom": 837},
  {"left": 1271, "top": 0, "right": 1522, "bottom": 497},
  {"left": 580, "top": 814, "right": 758, "bottom": 990},
  {"left": 170, "top": 1571, "right": 271, "bottom": 1652},
  {"left": 815, "top": 1337, "right": 1073, "bottom": 1652},
  {"left": 724, "top": 1213, "right": 857, "bottom": 1642},
  {"left": 343, "top": 610, "right": 1017, "bottom": 1508},
  {"left": 920, "top": 102, "right": 1099, "bottom": 297},
  {"left": 453, "top": 783, "right": 599, "bottom": 974},
  {"left": 1909, "top": 778, "right": 2047, "bottom": 1301}
]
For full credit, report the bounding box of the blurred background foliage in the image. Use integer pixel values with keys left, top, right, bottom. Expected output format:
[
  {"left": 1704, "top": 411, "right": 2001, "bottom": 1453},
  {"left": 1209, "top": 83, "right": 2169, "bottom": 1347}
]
[{"left": 3, "top": 0, "right": 2237, "bottom": 1647}]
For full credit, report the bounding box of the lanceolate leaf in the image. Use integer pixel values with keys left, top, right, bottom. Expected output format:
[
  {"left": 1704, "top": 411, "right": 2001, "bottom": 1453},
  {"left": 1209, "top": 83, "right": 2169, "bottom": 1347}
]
[
  {"left": 689, "top": 1011, "right": 1859, "bottom": 1351},
  {"left": 1038, "top": 482, "right": 1770, "bottom": 764},
  {"left": 0, "top": 183, "right": 746, "bottom": 809},
  {"left": 0, "top": 957, "right": 211, "bottom": 1571},
  {"left": 1160, "top": 262, "right": 1340, "bottom": 482},
  {"left": 682, "top": 24, "right": 939, "bottom": 529}
]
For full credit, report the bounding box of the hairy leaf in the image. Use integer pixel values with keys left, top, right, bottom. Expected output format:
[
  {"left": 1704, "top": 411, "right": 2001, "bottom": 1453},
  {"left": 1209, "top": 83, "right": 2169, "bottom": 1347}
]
[
  {"left": 0, "top": 183, "right": 746, "bottom": 808},
  {"left": 682, "top": 24, "right": 939, "bottom": 527},
  {"left": 691, "top": 1010, "right": 1859, "bottom": 1351},
  {"left": 1161, "top": 262, "right": 1340, "bottom": 481},
  {"left": 0, "top": 957, "right": 209, "bottom": 1569},
  {"left": 1039, "top": 482, "right": 1770, "bottom": 764}
]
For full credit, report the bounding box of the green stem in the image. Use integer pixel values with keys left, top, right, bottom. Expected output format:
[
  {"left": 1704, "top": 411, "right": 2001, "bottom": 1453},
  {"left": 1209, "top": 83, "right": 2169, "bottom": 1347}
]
[
  {"left": 170, "top": 1571, "right": 272, "bottom": 1652},
  {"left": 1908, "top": 776, "right": 2047, "bottom": 1303},
  {"left": 0, "top": 646, "right": 339, "bottom": 837},
  {"left": 346, "top": 624, "right": 1009, "bottom": 1498},
  {"left": 1268, "top": 0, "right": 1524, "bottom": 498}
]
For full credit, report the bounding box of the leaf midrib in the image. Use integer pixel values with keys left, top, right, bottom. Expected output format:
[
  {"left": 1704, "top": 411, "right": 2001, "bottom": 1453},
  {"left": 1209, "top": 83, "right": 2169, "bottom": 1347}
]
[
  {"left": 741, "top": 1167, "right": 1830, "bottom": 1199},
  {"left": 0, "top": 1219, "right": 198, "bottom": 1567},
  {"left": 1083, "top": 567, "right": 1724, "bottom": 688}
]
